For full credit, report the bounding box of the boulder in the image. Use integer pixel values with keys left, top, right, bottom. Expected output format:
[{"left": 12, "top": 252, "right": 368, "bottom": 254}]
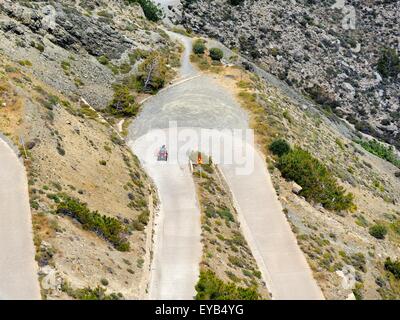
[{"left": 291, "top": 182, "right": 302, "bottom": 194}]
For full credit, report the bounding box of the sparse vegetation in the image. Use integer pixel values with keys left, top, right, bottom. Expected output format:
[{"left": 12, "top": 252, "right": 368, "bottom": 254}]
[
  {"left": 192, "top": 158, "right": 268, "bottom": 299},
  {"left": 377, "top": 48, "right": 400, "bottom": 78},
  {"left": 357, "top": 139, "right": 400, "bottom": 169},
  {"left": 97, "top": 55, "right": 119, "bottom": 74},
  {"left": 277, "top": 147, "right": 355, "bottom": 211},
  {"left": 61, "top": 282, "right": 123, "bottom": 300},
  {"left": 195, "top": 270, "right": 261, "bottom": 300},
  {"left": 209, "top": 48, "right": 224, "bottom": 61},
  {"left": 128, "top": 49, "right": 149, "bottom": 65},
  {"left": 369, "top": 224, "right": 388, "bottom": 239},
  {"left": 57, "top": 197, "right": 130, "bottom": 251},
  {"left": 98, "top": 55, "right": 110, "bottom": 65},
  {"left": 193, "top": 39, "right": 206, "bottom": 55},
  {"left": 126, "top": 0, "right": 163, "bottom": 22}
]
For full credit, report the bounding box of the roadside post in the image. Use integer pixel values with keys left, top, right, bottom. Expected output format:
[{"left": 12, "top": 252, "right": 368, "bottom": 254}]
[{"left": 19, "top": 136, "right": 28, "bottom": 159}]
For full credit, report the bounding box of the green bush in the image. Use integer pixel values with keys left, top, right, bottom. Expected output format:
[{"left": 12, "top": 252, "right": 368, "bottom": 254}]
[
  {"left": 98, "top": 55, "right": 110, "bottom": 65},
  {"left": 357, "top": 139, "right": 400, "bottom": 168},
  {"left": 269, "top": 138, "right": 291, "bottom": 157},
  {"left": 205, "top": 206, "right": 234, "bottom": 222},
  {"left": 61, "top": 60, "right": 71, "bottom": 71},
  {"left": 228, "top": 0, "right": 244, "bottom": 5},
  {"left": 107, "top": 85, "right": 139, "bottom": 117},
  {"left": 195, "top": 270, "right": 260, "bottom": 300},
  {"left": 277, "top": 147, "right": 355, "bottom": 211},
  {"left": 69, "top": 285, "right": 122, "bottom": 300},
  {"left": 128, "top": 49, "right": 150, "bottom": 65},
  {"left": 352, "top": 282, "right": 363, "bottom": 300},
  {"left": 209, "top": 48, "right": 224, "bottom": 61},
  {"left": 377, "top": 48, "right": 400, "bottom": 78},
  {"left": 57, "top": 197, "right": 130, "bottom": 251},
  {"left": 369, "top": 224, "right": 388, "bottom": 239},
  {"left": 384, "top": 258, "right": 400, "bottom": 279},
  {"left": 193, "top": 39, "right": 206, "bottom": 55},
  {"left": 126, "top": 0, "right": 163, "bottom": 22},
  {"left": 350, "top": 253, "right": 366, "bottom": 272}
]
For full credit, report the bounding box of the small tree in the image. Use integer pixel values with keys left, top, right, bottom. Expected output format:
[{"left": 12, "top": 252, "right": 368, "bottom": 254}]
[
  {"left": 385, "top": 258, "right": 400, "bottom": 279},
  {"left": 193, "top": 39, "right": 206, "bottom": 55},
  {"left": 209, "top": 48, "right": 224, "bottom": 61},
  {"left": 277, "top": 147, "right": 355, "bottom": 211},
  {"left": 269, "top": 139, "right": 291, "bottom": 157},
  {"left": 377, "top": 48, "right": 400, "bottom": 78},
  {"left": 126, "top": 0, "right": 163, "bottom": 22},
  {"left": 195, "top": 270, "right": 260, "bottom": 300},
  {"left": 108, "top": 85, "right": 139, "bottom": 117},
  {"left": 369, "top": 224, "right": 387, "bottom": 239},
  {"left": 228, "top": 0, "right": 245, "bottom": 5},
  {"left": 136, "top": 52, "right": 167, "bottom": 93}
]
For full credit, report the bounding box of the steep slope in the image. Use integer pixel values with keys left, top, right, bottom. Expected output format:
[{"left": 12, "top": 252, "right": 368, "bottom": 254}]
[
  {"left": 180, "top": 0, "right": 400, "bottom": 150},
  {"left": 201, "top": 54, "right": 400, "bottom": 299},
  {"left": 0, "top": 54, "right": 159, "bottom": 299},
  {"left": 0, "top": 0, "right": 175, "bottom": 109},
  {"left": 0, "top": 0, "right": 181, "bottom": 300}
]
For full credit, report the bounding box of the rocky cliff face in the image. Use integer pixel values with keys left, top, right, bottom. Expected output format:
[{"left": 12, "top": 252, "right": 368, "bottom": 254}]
[
  {"left": 180, "top": 0, "right": 400, "bottom": 149},
  {"left": 0, "top": 0, "right": 171, "bottom": 108}
]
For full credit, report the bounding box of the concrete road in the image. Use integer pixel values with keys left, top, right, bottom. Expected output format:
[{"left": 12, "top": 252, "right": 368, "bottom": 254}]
[
  {"left": 219, "top": 149, "right": 324, "bottom": 300},
  {"left": 131, "top": 127, "right": 324, "bottom": 300},
  {"left": 128, "top": 31, "right": 324, "bottom": 299},
  {"left": 0, "top": 138, "right": 40, "bottom": 300},
  {"left": 166, "top": 31, "right": 197, "bottom": 80},
  {"left": 130, "top": 133, "right": 202, "bottom": 300},
  {"left": 130, "top": 75, "right": 248, "bottom": 139}
]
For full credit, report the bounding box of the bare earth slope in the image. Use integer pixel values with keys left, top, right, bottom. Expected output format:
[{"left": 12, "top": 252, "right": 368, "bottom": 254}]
[{"left": 0, "top": 49, "right": 157, "bottom": 299}]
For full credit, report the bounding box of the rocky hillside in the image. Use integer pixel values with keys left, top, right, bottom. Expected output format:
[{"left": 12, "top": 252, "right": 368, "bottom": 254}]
[
  {"left": 1, "top": 0, "right": 399, "bottom": 301},
  {"left": 0, "top": 0, "right": 174, "bottom": 109},
  {"left": 0, "top": 0, "right": 181, "bottom": 299},
  {"left": 196, "top": 48, "right": 400, "bottom": 299},
  {"left": 180, "top": 0, "right": 400, "bottom": 150}
]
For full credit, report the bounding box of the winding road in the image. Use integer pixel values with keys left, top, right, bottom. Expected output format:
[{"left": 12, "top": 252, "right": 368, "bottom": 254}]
[
  {"left": 0, "top": 137, "right": 40, "bottom": 300},
  {"left": 128, "top": 28, "right": 324, "bottom": 299}
]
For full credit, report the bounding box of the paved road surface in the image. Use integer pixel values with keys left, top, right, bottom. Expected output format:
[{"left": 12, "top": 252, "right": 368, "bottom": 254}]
[
  {"left": 130, "top": 133, "right": 202, "bottom": 299},
  {"left": 220, "top": 150, "right": 324, "bottom": 299},
  {"left": 128, "top": 30, "right": 324, "bottom": 299},
  {"left": 0, "top": 138, "right": 40, "bottom": 300}
]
